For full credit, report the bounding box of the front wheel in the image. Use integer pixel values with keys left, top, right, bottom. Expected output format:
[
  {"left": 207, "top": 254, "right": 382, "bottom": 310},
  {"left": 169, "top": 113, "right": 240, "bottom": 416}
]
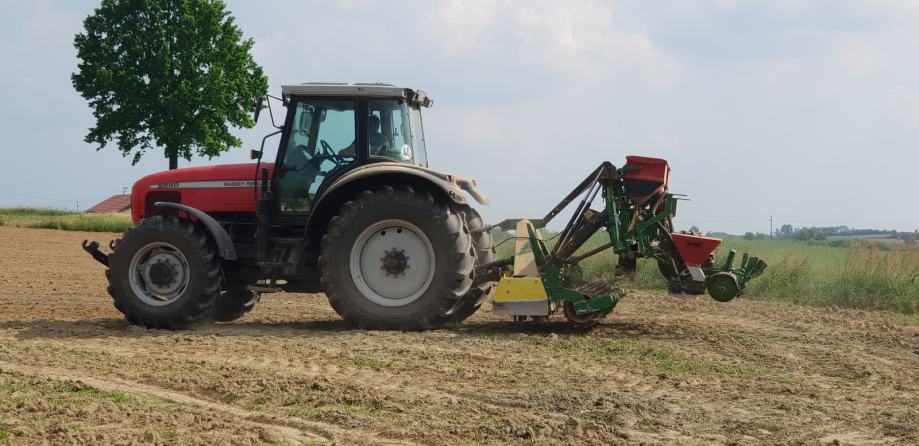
[
  {"left": 319, "top": 185, "right": 475, "bottom": 330},
  {"left": 106, "top": 215, "right": 222, "bottom": 329}
]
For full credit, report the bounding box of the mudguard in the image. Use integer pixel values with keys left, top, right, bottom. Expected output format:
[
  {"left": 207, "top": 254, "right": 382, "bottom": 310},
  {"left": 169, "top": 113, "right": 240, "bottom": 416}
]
[
  {"left": 317, "top": 162, "right": 487, "bottom": 207},
  {"left": 306, "top": 162, "right": 489, "bottom": 231},
  {"left": 153, "top": 202, "right": 238, "bottom": 260}
]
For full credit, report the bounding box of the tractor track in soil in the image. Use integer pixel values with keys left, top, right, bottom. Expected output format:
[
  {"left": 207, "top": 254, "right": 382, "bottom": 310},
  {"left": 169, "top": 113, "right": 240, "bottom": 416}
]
[{"left": 0, "top": 225, "right": 917, "bottom": 445}]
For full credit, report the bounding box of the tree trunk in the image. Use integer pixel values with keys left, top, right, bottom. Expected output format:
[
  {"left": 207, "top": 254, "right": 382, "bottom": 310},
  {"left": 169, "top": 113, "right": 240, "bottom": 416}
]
[{"left": 168, "top": 153, "right": 178, "bottom": 170}]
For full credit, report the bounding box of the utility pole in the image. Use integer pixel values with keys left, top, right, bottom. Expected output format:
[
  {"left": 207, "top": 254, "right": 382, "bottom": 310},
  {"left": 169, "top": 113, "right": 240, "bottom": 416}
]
[{"left": 770, "top": 215, "right": 773, "bottom": 240}]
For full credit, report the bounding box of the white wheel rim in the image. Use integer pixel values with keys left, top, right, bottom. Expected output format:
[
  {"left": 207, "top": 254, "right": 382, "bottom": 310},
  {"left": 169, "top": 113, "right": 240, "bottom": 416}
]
[
  {"left": 349, "top": 219, "right": 435, "bottom": 307},
  {"left": 128, "top": 242, "right": 190, "bottom": 307}
]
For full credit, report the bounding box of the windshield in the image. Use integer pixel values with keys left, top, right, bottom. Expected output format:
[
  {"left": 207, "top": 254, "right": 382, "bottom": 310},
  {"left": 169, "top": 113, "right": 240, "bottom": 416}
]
[
  {"left": 367, "top": 99, "right": 428, "bottom": 167},
  {"left": 409, "top": 106, "right": 428, "bottom": 166}
]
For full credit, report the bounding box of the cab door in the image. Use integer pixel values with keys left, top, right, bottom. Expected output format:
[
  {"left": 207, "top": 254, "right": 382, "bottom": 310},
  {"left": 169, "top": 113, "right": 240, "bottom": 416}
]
[{"left": 277, "top": 98, "right": 357, "bottom": 214}]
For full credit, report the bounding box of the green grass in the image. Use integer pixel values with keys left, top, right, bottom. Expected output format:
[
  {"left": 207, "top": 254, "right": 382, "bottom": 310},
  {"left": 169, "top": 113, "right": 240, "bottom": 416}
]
[
  {"left": 289, "top": 407, "right": 318, "bottom": 418},
  {"left": 0, "top": 208, "right": 132, "bottom": 233},
  {"left": 58, "top": 382, "right": 135, "bottom": 403},
  {"left": 464, "top": 329, "right": 752, "bottom": 376},
  {"left": 494, "top": 230, "right": 919, "bottom": 317},
  {"left": 351, "top": 356, "right": 394, "bottom": 371},
  {"left": 24, "top": 214, "right": 133, "bottom": 232},
  {"left": 0, "top": 207, "right": 75, "bottom": 217}
]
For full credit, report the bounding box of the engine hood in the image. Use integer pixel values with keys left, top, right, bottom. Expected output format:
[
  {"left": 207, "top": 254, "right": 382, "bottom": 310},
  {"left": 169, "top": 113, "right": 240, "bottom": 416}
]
[
  {"left": 131, "top": 163, "right": 273, "bottom": 222},
  {"left": 136, "top": 163, "right": 268, "bottom": 185}
]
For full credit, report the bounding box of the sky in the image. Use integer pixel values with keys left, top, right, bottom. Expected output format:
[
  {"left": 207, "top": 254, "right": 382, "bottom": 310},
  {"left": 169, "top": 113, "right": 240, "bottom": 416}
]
[{"left": 1, "top": 0, "right": 918, "bottom": 234}]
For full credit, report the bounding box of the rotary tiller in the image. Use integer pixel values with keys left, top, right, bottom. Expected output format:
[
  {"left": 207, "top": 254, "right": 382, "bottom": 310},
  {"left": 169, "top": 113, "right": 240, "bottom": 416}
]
[{"left": 476, "top": 156, "right": 767, "bottom": 323}]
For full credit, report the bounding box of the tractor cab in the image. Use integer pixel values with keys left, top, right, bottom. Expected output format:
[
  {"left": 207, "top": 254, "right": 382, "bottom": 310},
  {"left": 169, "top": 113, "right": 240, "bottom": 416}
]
[{"left": 273, "top": 83, "right": 432, "bottom": 213}]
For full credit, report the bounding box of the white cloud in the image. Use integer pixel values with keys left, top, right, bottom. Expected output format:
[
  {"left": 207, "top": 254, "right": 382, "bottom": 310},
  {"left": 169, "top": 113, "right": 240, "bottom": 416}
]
[
  {"left": 424, "top": 0, "right": 680, "bottom": 83},
  {"left": 886, "top": 85, "right": 919, "bottom": 130}
]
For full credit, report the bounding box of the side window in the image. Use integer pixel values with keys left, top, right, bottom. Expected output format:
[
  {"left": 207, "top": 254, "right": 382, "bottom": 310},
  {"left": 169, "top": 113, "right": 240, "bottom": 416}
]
[
  {"left": 278, "top": 99, "right": 356, "bottom": 213},
  {"left": 368, "top": 99, "right": 415, "bottom": 163}
]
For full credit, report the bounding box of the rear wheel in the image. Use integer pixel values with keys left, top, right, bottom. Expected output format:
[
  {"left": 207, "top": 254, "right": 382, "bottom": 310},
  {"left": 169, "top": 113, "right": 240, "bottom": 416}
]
[
  {"left": 106, "top": 216, "right": 222, "bottom": 329},
  {"left": 444, "top": 206, "right": 496, "bottom": 323},
  {"left": 319, "top": 185, "right": 475, "bottom": 330}
]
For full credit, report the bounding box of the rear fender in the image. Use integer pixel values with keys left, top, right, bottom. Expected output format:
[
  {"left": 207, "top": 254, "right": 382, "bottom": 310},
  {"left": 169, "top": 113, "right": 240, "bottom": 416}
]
[
  {"left": 305, "top": 163, "right": 483, "bottom": 234},
  {"left": 153, "top": 202, "right": 238, "bottom": 260}
]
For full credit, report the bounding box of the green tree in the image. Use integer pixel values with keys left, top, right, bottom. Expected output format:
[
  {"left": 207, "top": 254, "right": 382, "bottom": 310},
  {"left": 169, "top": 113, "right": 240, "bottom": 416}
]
[
  {"left": 72, "top": 0, "right": 268, "bottom": 169},
  {"left": 777, "top": 224, "right": 794, "bottom": 239}
]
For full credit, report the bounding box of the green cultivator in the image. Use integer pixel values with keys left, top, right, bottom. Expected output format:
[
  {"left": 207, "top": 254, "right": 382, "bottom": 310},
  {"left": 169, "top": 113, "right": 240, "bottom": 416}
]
[{"left": 477, "top": 156, "right": 767, "bottom": 323}]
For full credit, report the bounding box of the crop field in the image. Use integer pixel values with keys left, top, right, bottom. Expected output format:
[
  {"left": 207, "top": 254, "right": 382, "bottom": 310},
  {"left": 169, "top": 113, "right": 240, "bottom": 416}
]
[
  {"left": 0, "top": 208, "right": 133, "bottom": 233},
  {"left": 0, "top": 224, "right": 917, "bottom": 445}
]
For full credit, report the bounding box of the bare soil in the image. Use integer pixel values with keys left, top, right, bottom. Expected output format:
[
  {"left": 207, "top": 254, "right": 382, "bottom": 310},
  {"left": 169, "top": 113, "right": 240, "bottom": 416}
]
[{"left": 0, "top": 225, "right": 917, "bottom": 445}]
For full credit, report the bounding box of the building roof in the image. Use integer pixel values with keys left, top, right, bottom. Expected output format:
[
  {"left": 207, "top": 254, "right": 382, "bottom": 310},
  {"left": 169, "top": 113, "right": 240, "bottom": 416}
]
[
  {"left": 280, "top": 83, "right": 433, "bottom": 107},
  {"left": 86, "top": 195, "right": 131, "bottom": 213}
]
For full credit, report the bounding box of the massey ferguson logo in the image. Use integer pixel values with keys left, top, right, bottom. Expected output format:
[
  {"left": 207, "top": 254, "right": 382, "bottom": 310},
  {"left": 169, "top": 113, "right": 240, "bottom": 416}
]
[
  {"left": 222, "top": 180, "right": 255, "bottom": 187},
  {"left": 152, "top": 180, "right": 256, "bottom": 189}
]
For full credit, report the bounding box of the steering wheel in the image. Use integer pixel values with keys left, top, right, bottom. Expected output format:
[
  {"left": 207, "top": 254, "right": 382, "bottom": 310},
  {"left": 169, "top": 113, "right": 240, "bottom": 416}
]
[
  {"left": 319, "top": 139, "right": 348, "bottom": 167},
  {"left": 319, "top": 139, "right": 336, "bottom": 157}
]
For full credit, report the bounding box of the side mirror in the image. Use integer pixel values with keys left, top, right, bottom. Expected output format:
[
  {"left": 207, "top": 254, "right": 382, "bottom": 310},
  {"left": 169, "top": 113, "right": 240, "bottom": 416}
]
[
  {"left": 249, "top": 149, "right": 262, "bottom": 160},
  {"left": 253, "top": 95, "right": 265, "bottom": 123}
]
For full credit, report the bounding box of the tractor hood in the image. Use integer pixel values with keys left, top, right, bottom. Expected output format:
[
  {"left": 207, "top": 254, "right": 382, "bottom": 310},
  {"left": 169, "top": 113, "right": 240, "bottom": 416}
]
[{"left": 131, "top": 163, "right": 272, "bottom": 223}]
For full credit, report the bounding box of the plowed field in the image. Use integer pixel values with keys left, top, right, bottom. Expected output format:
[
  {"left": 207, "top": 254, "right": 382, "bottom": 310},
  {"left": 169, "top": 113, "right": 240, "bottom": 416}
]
[{"left": 0, "top": 226, "right": 917, "bottom": 445}]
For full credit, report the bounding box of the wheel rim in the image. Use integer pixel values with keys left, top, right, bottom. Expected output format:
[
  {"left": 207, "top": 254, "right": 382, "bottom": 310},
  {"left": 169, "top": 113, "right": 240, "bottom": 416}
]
[
  {"left": 128, "top": 242, "right": 191, "bottom": 306},
  {"left": 349, "top": 219, "right": 435, "bottom": 307}
]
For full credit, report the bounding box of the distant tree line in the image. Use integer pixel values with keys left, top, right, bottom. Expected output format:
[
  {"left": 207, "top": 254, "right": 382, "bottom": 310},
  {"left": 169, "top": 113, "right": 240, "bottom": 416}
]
[
  {"left": 772, "top": 224, "right": 916, "bottom": 241},
  {"left": 704, "top": 225, "right": 918, "bottom": 242}
]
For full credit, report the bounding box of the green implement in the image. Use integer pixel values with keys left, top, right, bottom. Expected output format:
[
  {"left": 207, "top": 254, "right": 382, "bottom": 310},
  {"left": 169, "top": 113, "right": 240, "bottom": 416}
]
[{"left": 481, "top": 157, "right": 766, "bottom": 323}]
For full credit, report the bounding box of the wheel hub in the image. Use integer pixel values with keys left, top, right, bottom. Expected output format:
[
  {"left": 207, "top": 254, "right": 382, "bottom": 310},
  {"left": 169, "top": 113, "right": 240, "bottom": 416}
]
[
  {"left": 350, "top": 220, "right": 435, "bottom": 307},
  {"left": 147, "top": 259, "right": 178, "bottom": 288},
  {"left": 142, "top": 252, "right": 186, "bottom": 295},
  {"left": 381, "top": 248, "right": 409, "bottom": 276},
  {"left": 129, "top": 243, "right": 190, "bottom": 306}
]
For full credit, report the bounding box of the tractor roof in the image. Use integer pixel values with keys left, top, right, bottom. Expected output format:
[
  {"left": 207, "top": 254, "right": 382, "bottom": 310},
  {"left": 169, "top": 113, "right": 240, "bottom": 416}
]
[{"left": 280, "top": 82, "right": 433, "bottom": 107}]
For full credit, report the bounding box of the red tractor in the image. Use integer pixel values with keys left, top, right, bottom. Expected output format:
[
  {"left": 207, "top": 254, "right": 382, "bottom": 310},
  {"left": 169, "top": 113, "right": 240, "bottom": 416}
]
[{"left": 84, "top": 83, "right": 495, "bottom": 330}]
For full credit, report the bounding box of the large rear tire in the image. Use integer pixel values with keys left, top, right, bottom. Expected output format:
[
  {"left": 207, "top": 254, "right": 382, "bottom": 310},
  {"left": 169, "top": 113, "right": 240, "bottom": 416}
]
[
  {"left": 444, "top": 206, "right": 496, "bottom": 323},
  {"left": 106, "top": 215, "right": 222, "bottom": 329},
  {"left": 319, "top": 185, "right": 475, "bottom": 330}
]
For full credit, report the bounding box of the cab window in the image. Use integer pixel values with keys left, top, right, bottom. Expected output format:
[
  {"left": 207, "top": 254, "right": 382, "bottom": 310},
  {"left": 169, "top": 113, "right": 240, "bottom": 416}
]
[{"left": 368, "top": 99, "right": 428, "bottom": 167}]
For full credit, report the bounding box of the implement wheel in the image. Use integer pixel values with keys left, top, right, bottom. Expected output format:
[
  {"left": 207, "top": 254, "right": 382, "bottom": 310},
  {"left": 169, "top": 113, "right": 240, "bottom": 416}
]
[
  {"left": 319, "top": 185, "right": 475, "bottom": 330},
  {"left": 706, "top": 272, "right": 740, "bottom": 302},
  {"left": 106, "top": 215, "right": 222, "bottom": 329}
]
